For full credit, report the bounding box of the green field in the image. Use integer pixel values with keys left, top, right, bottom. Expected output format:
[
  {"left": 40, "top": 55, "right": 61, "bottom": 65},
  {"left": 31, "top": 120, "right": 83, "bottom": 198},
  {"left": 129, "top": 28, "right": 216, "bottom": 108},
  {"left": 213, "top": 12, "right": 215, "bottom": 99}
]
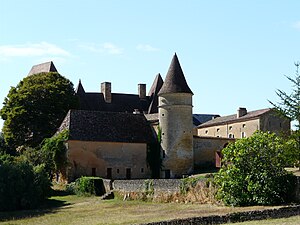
[{"left": 1, "top": 194, "right": 297, "bottom": 225}]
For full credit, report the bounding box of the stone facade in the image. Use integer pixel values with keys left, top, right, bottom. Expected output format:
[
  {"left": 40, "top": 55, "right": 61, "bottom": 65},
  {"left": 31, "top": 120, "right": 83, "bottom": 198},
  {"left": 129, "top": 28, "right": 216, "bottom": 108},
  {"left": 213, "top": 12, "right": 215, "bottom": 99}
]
[
  {"left": 197, "top": 108, "right": 290, "bottom": 139},
  {"left": 66, "top": 140, "right": 151, "bottom": 181},
  {"left": 193, "top": 136, "right": 234, "bottom": 169},
  {"left": 159, "top": 93, "right": 194, "bottom": 178}
]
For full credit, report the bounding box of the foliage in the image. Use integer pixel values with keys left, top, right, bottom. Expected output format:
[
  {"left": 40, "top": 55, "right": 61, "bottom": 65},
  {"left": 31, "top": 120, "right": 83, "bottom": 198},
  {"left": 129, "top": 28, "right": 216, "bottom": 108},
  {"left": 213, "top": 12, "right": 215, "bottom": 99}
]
[
  {"left": 269, "top": 62, "right": 300, "bottom": 129},
  {"left": 180, "top": 176, "right": 206, "bottom": 195},
  {"left": 146, "top": 125, "right": 162, "bottom": 178},
  {"left": 40, "top": 129, "right": 69, "bottom": 179},
  {"left": 215, "top": 131, "right": 296, "bottom": 206},
  {"left": 74, "top": 176, "right": 105, "bottom": 196},
  {"left": 0, "top": 72, "right": 78, "bottom": 149},
  {"left": 0, "top": 154, "right": 51, "bottom": 211},
  {"left": 282, "top": 130, "right": 300, "bottom": 167}
]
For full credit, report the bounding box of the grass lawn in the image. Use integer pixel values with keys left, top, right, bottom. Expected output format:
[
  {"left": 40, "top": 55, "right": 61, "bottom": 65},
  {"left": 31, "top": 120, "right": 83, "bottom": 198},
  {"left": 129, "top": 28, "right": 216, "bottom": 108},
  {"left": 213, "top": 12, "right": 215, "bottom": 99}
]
[{"left": 0, "top": 194, "right": 289, "bottom": 225}]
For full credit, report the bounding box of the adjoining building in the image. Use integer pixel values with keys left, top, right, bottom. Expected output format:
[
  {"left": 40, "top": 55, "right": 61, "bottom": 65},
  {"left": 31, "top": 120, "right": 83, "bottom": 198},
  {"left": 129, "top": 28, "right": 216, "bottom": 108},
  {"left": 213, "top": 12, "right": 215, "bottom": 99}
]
[{"left": 29, "top": 56, "right": 291, "bottom": 180}]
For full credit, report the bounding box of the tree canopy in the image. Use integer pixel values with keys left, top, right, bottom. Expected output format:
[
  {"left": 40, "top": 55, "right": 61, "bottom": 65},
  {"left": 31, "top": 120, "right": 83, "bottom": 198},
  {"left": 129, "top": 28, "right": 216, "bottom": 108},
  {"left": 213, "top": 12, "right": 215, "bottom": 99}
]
[
  {"left": 269, "top": 62, "right": 300, "bottom": 167},
  {"left": 0, "top": 72, "right": 78, "bottom": 149},
  {"left": 215, "top": 131, "right": 295, "bottom": 206},
  {"left": 269, "top": 62, "right": 300, "bottom": 130}
]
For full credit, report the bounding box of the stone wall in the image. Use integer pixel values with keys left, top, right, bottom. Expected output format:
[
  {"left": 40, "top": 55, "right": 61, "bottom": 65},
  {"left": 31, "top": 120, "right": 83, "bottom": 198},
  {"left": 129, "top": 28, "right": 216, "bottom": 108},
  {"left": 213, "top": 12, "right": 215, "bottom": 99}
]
[
  {"left": 113, "top": 179, "right": 182, "bottom": 193},
  {"left": 141, "top": 205, "right": 300, "bottom": 225}
]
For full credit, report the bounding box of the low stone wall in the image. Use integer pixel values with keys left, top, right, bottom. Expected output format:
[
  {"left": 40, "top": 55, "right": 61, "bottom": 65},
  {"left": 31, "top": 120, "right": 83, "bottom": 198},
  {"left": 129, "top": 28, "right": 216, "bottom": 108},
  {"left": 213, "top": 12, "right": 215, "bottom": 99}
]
[
  {"left": 113, "top": 179, "right": 182, "bottom": 193},
  {"left": 141, "top": 205, "right": 300, "bottom": 225}
]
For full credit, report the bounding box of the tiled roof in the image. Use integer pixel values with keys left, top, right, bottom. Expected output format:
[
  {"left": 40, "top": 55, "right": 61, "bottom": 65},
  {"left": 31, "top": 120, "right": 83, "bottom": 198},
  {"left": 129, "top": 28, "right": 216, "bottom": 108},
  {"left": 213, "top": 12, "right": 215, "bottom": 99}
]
[
  {"left": 193, "top": 114, "right": 220, "bottom": 126},
  {"left": 59, "top": 110, "right": 156, "bottom": 143},
  {"left": 28, "top": 61, "right": 57, "bottom": 76},
  {"left": 148, "top": 73, "right": 164, "bottom": 114},
  {"left": 158, "top": 53, "right": 193, "bottom": 95},
  {"left": 75, "top": 80, "right": 154, "bottom": 113},
  {"left": 198, "top": 108, "right": 271, "bottom": 128}
]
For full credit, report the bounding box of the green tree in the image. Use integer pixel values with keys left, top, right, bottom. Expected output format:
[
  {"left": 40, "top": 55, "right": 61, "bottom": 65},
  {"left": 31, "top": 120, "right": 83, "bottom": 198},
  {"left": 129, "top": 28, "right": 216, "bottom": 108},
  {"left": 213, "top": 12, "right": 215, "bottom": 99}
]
[
  {"left": 215, "top": 131, "right": 296, "bottom": 206},
  {"left": 0, "top": 154, "right": 51, "bottom": 211},
  {"left": 269, "top": 62, "right": 300, "bottom": 167},
  {"left": 0, "top": 72, "right": 78, "bottom": 149}
]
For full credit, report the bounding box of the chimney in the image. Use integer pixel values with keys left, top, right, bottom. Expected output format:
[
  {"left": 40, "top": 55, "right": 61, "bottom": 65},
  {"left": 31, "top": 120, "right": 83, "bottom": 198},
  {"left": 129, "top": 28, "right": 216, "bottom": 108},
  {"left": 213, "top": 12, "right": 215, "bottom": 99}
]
[
  {"left": 138, "top": 83, "right": 146, "bottom": 99},
  {"left": 101, "top": 82, "right": 112, "bottom": 103},
  {"left": 237, "top": 107, "right": 247, "bottom": 118}
]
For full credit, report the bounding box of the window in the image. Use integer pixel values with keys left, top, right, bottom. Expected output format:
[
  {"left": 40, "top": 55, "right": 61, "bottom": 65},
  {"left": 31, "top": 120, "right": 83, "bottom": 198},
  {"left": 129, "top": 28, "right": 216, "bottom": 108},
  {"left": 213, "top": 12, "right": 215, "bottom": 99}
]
[
  {"left": 162, "top": 150, "right": 166, "bottom": 158},
  {"left": 141, "top": 168, "right": 144, "bottom": 173},
  {"left": 242, "top": 124, "right": 246, "bottom": 128},
  {"left": 162, "top": 113, "right": 165, "bottom": 116},
  {"left": 229, "top": 126, "right": 232, "bottom": 130},
  {"left": 229, "top": 134, "right": 235, "bottom": 138},
  {"left": 116, "top": 169, "right": 119, "bottom": 174},
  {"left": 217, "top": 128, "right": 220, "bottom": 132},
  {"left": 205, "top": 130, "right": 208, "bottom": 134},
  {"left": 241, "top": 132, "right": 246, "bottom": 138}
]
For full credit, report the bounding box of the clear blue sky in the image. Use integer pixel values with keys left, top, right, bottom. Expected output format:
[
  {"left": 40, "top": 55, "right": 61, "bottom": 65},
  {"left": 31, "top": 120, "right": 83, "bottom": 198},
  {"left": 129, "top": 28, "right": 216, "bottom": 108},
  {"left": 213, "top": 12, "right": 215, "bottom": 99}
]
[{"left": 1, "top": 0, "right": 300, "bottom": 128}]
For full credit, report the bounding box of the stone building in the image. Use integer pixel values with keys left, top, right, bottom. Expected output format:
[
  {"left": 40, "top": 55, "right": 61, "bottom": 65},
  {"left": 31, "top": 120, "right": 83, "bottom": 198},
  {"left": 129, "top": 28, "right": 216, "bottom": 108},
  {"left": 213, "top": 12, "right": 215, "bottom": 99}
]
[
  {"left": 197, "top": 107, "right": 290, "bottom": 139},
  {"left": 28, "top": 55, "right": 291, "bottom": 180}
]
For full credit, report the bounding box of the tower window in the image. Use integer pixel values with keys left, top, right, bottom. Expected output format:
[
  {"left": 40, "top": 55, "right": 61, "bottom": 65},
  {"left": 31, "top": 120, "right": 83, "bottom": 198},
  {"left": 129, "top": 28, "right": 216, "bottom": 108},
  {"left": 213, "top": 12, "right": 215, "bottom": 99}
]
[
  {"left": 141, "top": 168, "right": 144, "bottom": 173},
  {"left": 229, "top": 126, "right": 232, "bottom": 130},
  {"left": 217, "top": 128, "right": 220, "bottom": 132},
  {"left": 242, "top": 124, "right": 246, "bottom": 128},
  {"left": 205, "top": 130, "right": 208, "bottom": 134},
  {"left": 162, "top": 113, "right": 165, "bottom": 116},
  {"left": 117, "top": 168, "right": 119, "bottom": 174}
]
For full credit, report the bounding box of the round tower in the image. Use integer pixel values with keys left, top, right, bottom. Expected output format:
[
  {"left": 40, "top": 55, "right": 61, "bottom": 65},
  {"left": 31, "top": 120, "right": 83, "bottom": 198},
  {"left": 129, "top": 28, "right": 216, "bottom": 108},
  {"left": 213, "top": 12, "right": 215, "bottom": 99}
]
[{"left": 158, "top": 53, "right": 194, "bottom": 178}]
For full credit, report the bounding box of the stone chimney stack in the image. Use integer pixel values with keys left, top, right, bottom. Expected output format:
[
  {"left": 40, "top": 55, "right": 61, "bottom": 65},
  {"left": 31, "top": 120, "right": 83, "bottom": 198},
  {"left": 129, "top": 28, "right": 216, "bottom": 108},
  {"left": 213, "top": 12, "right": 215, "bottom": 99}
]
[
  {"left": 138, "top": 84, "right": 146, "bottom": 99},
  {"left": 237, "top": 107, "right": 247, "bottom": 118},
  {"left": 101, "top": 82, "right": 112, "bottom": 103}
]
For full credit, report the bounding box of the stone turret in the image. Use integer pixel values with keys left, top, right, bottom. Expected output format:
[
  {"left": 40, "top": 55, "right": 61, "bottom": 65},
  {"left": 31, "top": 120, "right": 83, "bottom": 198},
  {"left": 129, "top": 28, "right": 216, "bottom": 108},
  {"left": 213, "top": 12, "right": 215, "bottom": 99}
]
[{"left": 158, "top": 53, "right": 194, "bottom": 178}]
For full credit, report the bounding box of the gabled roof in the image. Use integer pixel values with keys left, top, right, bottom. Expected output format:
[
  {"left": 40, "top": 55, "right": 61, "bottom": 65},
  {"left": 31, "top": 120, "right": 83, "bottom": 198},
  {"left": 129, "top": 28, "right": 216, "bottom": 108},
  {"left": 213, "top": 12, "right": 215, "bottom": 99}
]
[
  {"left": 193, "top": 114, "right": 220, "bottom": 126},
  {"left": 148, "top": 73, "right": 164, "bottom": 114},
  {"left": 59, "top": 110, "right": 156, "bottom": 143},
  {"left": 148, "top": 73, "right": 163, "bottom": 96},
  {"left": 158, "top": 53, "right": 193, "bottom": 95},
  {"left": 198, "top": 108, "right": 271, "bottom": 128},
  {"left": 75, "top": 79, "right": 85, "bottom": 95},
  {"left": 28, "top": 61, "right": 58, "bottom": 76}
]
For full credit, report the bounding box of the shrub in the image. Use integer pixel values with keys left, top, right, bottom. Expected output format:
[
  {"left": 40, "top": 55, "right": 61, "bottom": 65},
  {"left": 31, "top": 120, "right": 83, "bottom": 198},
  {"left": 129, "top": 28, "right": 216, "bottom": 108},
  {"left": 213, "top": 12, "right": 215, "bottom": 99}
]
[
  {"left": 0, "top": 155, "right": 51, "bottom": 211},
  {"left": 215, "top": 131, "right": 296, "bottom": 206},
  {"left": 74, "top": 177, "right": 105, "bottom": 196}
]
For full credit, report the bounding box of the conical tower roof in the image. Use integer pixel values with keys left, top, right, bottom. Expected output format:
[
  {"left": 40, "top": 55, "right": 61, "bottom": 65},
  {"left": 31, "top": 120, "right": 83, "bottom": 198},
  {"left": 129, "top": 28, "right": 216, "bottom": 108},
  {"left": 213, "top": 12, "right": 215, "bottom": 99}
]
[
  {"left": 28, "top": 61, "right": 58, "bottom": 76},
  {"left": 158, "top": 54, "right": 193, "bottom": 95}
]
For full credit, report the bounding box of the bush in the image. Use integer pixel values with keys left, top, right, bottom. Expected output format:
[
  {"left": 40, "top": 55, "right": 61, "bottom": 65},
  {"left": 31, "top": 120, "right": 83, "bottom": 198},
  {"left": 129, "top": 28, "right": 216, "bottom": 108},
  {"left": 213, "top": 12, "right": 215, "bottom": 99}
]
[
  {"left": 0, "top": 155, "right": 51, "bottom": 211},
  {"left": 74, "top": 177, "right": 105, "bottom": 196},
  {"left": 215, "top": 131, "right": 296, "bottom": 206}
]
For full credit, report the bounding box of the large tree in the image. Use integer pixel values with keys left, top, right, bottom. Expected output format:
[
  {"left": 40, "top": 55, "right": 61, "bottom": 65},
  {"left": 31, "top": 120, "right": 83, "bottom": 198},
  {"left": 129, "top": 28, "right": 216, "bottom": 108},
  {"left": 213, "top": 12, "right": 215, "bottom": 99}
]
[
  {"left": 1, "top": 72, "right": 78, "bottom": 149},
  {"left": 269, "top": 62, "right": 300, "bottom": 167}
]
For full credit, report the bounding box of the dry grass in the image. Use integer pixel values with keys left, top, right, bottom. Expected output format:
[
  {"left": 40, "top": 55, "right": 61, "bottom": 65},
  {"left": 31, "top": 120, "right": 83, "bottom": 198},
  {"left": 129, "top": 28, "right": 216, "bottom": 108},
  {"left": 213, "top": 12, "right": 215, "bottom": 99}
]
[{"left": 0, "top": 194, "right": 283, "bottom": 225}]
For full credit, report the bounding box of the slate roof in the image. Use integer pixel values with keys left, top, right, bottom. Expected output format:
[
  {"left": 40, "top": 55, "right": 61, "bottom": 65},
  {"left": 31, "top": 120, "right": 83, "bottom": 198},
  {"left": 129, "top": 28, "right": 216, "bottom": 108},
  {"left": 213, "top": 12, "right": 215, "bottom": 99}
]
[
  {"left": 59, "top": 110, "right": 156, "bottom": 143},
  {"left": 198, "top": 108, "right": 271, "bottom": 128},
  {"left": 76, "top": 80, "right": 154, "bottom": 113},
  {"left": 158, "top": 53, "right": 193, "bottom": 95},
  {"left": 193, "top": 114, "right": 220, "bottom": 126},
  {"left": 147, "top": 73, "right": 164, "bottom": 114},
  {"left": 28, "top": 61, "right": 58, "bottom": 76}
]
